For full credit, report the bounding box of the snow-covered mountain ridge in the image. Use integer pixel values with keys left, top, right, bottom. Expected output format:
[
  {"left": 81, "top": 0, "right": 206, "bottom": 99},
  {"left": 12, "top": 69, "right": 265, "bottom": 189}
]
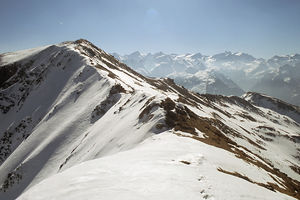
[
  {"left": 0, "top": 40, "right": 299, "bottom": 200},
  {"left": 243, "top": 92, "right": 300, "bottom": 124}
]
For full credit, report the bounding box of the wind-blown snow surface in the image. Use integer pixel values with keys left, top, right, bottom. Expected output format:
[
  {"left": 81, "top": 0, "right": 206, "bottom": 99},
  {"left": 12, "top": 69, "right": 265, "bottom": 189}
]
[
  {"left": 0, "top": 40, "right": 300, "bottom": 200},
  {"left": 19, "top": 132, "right": 294, "bottom": 200}
]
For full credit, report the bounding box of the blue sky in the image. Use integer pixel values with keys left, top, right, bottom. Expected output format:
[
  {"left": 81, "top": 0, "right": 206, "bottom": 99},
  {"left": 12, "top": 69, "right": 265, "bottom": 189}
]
[{"left": 1, "top": 0, "right": 300, "bottom": 58}]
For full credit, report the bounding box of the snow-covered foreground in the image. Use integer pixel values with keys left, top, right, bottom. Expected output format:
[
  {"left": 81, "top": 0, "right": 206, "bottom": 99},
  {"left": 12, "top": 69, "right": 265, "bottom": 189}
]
[
  {"left": 0, "top": 39, "right": 299, "bottom": 199},
  {"left": 19, "top": 132, "right": 294, "bottom": 200}
]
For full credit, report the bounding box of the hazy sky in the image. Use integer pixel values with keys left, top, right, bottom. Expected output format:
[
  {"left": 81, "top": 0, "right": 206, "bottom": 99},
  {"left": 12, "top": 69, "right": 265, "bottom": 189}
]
[{"left": 1, "top": 0, "right": 300, "bottom": 58}]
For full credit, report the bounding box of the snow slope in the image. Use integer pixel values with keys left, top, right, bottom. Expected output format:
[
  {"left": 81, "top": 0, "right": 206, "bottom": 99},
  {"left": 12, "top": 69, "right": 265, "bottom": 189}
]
[
  {"left": 243, "top": 92, "right": 300, "bottom": 123},
  {"left": 19, "top": 132, "right": 295, "bottom": 200},
  {"left": 0, "top": 40, "right": 299, "bottom": 199}
]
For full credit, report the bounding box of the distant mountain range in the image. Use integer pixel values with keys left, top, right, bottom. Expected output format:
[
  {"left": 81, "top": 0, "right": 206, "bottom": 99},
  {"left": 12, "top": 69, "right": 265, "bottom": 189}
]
[{"left": 113, "top": 51, "right": 300, "bottom": 105}]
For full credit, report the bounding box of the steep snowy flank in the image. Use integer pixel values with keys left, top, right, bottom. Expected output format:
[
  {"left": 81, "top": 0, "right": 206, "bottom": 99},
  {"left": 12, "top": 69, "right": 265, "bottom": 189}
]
[
  {"left": 243, "top": 92, "right": 300, "bottom": 123},
  {"left": 0, "top": 40, "right": 168, "bottom": 199},
  {"left": 0, "top": 40, "right": 299, "bottom": 200}
]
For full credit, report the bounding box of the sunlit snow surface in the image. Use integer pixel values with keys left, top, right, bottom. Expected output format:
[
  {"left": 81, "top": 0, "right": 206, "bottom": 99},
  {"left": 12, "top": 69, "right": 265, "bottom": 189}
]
[{"left": 19, "top": 132, "right": 294, "bottom": 200}]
